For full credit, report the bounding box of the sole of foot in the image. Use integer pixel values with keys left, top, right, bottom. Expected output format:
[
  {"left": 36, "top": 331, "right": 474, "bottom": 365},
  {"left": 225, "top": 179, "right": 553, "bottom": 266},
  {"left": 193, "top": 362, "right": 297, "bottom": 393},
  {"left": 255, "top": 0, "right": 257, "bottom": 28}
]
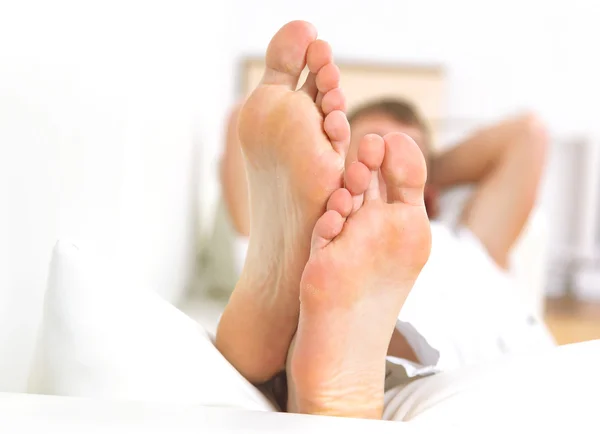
[
  {"left": 216, "top": 20, "right": 351, "bottom": 384},
  {"left": 287, "top": 132, "right": 432, "bottom": 419}
]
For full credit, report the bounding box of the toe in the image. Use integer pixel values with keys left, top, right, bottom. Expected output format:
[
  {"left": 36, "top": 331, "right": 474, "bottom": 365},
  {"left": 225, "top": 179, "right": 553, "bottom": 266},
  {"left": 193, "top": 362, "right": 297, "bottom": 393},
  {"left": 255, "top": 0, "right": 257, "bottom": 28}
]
[
  {"left": 344, "top": 134, "right": 385, "bottom": 208},
  {"left": 323, "top": 110, "right": 350, "bottom": 157},
  {"left": 326, "top": 188, "right": 353, "bottom": 218},
  {"left": 301, "top": 40, "right": 332, "bottom": 98},
  {"left": 311, "top": 210, "right": 346, "bottom": 251},
  {"left": 321, "top": 88, "right": 347, "bottom": 115},
  {"left": 262, "top": 21, "right": 317, "bottom": 89},
  {"left": 381, "top": 133, "right": 427, "bottom": 205},
  {"left": 306, "top": 40, "right": 333, "bottom": 74},
  {"left": 344, "top": 162, "right": 371, "bottom": 196},
  {"left": 357, "top": 134, "right": 385, "bottom": 171},
  {"left": 316, "top": 63, "right": 341, "bottom": 95},
  {"left": 357, "top": 135, "right": 385, "bottom": 202}
]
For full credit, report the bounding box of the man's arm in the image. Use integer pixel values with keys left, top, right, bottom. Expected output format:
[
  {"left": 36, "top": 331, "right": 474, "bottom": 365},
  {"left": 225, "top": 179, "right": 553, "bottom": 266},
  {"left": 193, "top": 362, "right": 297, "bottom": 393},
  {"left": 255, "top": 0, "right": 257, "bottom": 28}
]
[{"left": 429, "top": 113, "right": 548, "bottom": 268}]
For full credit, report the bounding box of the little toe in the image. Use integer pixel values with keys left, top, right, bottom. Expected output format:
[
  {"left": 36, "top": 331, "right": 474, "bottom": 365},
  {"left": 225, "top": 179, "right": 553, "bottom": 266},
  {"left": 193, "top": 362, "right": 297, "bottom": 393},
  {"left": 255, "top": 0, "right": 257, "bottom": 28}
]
[
  {"left": 311, "top": 210, "right": 346, "bottom": 251},
  {"left": 262, "top": 21, "right": 317, "bottom": 89},
  {"left": 381, "top": 133, "right": 427, "bottom": 205}
]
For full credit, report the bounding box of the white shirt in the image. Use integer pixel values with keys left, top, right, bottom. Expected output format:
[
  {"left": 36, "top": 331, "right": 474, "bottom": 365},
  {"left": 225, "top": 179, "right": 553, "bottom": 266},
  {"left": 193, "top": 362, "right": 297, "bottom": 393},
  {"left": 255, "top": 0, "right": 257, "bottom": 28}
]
[{"left": 386, "top": 222, "right": 555, "bottom": 385}]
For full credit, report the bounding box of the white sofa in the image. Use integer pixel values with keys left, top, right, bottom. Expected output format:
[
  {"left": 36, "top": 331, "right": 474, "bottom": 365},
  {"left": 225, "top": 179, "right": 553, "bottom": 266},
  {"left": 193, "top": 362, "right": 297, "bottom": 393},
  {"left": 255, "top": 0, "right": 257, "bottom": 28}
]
[
  {"left": 0, "top": 73, "right": 551, "bottom": 430},
  {"left": 12, "top": 241, "right": 407, "bottom": 432},
  {"left": 0, "top": 240, "right": 596, "bottom": 432},
  {"left": 0, "top": 38, "right": 200, "bottom": 394},
  {"left": 0, "top": 14, "right": 551, "bottom": 426},
  {"left": 0, "top": 392, "right": 406, "bottom": 433}
]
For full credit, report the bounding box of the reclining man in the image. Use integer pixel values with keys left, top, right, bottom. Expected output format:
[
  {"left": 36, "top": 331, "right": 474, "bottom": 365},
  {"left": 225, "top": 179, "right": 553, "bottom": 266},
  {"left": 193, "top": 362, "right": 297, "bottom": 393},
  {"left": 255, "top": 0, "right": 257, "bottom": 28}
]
[
  {"left": 218, "top": 24, "right": 555, "bottom": 378},
  {"left": 214, "top": 20, "right": 564, "bottom": 419}
]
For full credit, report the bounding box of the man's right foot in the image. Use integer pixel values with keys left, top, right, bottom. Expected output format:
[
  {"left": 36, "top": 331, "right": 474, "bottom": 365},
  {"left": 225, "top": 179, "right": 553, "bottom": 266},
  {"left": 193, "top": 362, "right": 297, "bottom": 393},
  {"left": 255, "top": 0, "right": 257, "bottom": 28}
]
[
  {"left": 287, "top": 133, "right": 431, "bottom": 419},
  {"left": 216, "top": 21, "right": 350, "bottom": 384}
]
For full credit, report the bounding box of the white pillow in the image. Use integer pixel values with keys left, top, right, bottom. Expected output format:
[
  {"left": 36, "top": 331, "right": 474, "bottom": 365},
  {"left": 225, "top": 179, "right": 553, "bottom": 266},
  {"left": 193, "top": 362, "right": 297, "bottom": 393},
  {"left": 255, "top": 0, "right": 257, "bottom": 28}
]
[{"left": 28, "top": 241, "right": 274, "bottom": 412}]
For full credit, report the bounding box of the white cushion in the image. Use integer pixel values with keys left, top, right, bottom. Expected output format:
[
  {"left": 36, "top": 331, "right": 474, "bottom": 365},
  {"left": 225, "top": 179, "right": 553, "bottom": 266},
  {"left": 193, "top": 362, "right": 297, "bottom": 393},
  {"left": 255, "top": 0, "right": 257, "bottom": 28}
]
[
  {"left": 28, "top": 241, "right": 274, "bottom": 412},
  {"left": 384, "top": 339, "right": 600, "bottom": 429},
  {"left": 0, "top": 392, "right": 405, "bottom": 434}
]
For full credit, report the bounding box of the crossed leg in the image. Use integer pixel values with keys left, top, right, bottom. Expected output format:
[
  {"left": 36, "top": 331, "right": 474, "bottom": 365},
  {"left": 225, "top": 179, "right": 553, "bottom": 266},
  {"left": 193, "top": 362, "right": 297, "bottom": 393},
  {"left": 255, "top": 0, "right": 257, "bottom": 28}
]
[
  {"left": 215, "top": 14, "right": 431, "bottom": 381},
  {"left": 215, "top": 20, "right": 431, "bottom": 419},
  {"left": 287, "top": 132, "right": 431, "bottom": 418},
  {"left": 216, "top": 21, "right": 350, "bottom": 384}
]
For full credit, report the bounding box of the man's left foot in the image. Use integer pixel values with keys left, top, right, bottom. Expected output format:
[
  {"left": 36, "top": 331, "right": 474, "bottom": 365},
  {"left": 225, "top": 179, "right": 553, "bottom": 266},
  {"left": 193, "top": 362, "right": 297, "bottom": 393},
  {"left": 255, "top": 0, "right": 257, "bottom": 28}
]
[
  {"left": 216, "top": 21, "right": 350, "bottom": 384},
  {"left": 287, "top": 133, "right": 431, "bottom": 419}
]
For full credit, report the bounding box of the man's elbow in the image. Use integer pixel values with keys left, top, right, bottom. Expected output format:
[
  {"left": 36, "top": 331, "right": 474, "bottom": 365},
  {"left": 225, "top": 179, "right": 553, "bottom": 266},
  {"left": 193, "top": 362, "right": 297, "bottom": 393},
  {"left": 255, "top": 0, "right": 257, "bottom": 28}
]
[{"left": 516, "top": 112, "right": 549, "bottom": 160}]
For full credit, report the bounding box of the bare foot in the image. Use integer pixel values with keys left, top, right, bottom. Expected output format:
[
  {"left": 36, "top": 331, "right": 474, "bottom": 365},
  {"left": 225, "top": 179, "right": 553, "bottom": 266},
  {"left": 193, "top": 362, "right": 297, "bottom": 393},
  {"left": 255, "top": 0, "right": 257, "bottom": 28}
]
[
  {"left": 287, "top": 133, "right": 431, "bottom": 419},
  {"left": 216, "top": 21, "right": 350, "bottom": 383}
]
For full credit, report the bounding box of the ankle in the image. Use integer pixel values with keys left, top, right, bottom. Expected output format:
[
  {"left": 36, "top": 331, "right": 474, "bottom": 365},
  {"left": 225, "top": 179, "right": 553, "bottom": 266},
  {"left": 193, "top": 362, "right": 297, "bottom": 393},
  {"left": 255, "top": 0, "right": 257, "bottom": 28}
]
[{"left": 216, "top": 278, "right": 298, "bottom": 384}]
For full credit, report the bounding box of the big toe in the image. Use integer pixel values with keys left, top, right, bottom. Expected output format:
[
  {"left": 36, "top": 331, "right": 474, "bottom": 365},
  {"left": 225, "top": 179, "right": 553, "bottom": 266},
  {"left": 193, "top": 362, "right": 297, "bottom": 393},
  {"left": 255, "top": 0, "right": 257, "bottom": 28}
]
[
  {"left": 381, "top": 133, "right": 427, "bottom": 205},
  {"left": 262, "top": 21, "right": 317, "bottom": 89}
]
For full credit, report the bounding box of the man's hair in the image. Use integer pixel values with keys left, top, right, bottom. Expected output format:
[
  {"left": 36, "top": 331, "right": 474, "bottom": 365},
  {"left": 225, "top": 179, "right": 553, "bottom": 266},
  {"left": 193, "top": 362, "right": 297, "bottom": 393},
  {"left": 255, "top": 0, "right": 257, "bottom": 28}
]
[{"left": 347, "top": 98, "right": 431, "bottom": 149}]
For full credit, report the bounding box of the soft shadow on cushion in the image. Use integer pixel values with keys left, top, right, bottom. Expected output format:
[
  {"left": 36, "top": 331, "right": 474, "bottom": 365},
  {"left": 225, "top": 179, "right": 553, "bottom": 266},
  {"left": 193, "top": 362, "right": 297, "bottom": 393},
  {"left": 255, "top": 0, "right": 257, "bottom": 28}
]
[{"left": 28, "top": 241, "right": 274, "bottom": 411}]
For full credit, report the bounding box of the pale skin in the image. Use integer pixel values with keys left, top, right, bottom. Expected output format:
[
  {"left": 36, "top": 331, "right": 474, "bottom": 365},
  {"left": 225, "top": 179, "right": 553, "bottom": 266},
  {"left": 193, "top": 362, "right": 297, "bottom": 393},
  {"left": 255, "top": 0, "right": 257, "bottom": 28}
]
[{"left": 215, "top": 20, "right": 548, "bottom": 418}]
